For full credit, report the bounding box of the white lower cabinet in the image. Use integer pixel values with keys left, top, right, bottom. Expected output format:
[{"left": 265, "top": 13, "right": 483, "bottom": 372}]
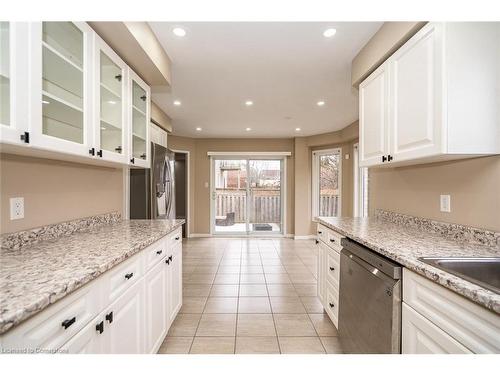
[
  {"left": 0, "top": 229, "right": 183, "bottom": 354},
  {"left": 145, "top": 259, "right": 168, "bottom": 354},
  {"left": 402, "top": 303, "right": 471, "bottom": 354},
  {"left": 316, "top": 223, "right": 344, "bottom": 329}
]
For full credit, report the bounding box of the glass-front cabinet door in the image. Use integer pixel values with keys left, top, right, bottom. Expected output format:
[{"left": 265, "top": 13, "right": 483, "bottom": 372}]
[
  {"left": 29, "top": 22, "right": 93, "bottom": 155},
  {"left": 94, "top": 36, "right": 127, "bottom": 163},
  {"left": 128, "top": 69, "right": 150, "bottom": 167},
  {"left": 0, "top": 22, "right": 29, "bottom": 145}
]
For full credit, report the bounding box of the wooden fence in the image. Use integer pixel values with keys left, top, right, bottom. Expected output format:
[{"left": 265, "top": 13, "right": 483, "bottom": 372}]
[{"left": 215, "top": 189, "right": 339, "bottom": 222}]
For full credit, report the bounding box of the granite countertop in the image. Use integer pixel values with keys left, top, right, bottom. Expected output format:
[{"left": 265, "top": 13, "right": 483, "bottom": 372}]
[
  {"left": 316, "top": 216, "right": 500, "bottom": 314},
  {"left": 0, "top": 219, "right": 185, "bottom": 334}
]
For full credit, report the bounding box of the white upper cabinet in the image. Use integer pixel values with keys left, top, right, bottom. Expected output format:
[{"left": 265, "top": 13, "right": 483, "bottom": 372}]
[
  {"left": 128, "top": 69, "right": 150, "bottom": 168},
  {"left": 0, "top": 22, "right": 29, "bottom": 145},
  {"left": 0, "top": 22, "right": 152, "bottom": 168},
  {"left": 30, "top": 22, "right": 94, "bottom": 157},
  {"left": 359, "top": 22, "right": 500, "bottom": 167},
  {"left": 359, "top": 63, "right": 390, "bottom": 167},
  {"left": 94, "top": 35, "right": 128, "bottom": 164}
]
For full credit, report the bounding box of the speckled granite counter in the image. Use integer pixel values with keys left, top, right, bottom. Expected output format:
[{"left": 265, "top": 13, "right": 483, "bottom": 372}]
[
  {"left": 0, "top": 219, "right": 184, "bottom": 334},
  {"left": 316, "top": 216, "right": 500, "bottom": 314}
]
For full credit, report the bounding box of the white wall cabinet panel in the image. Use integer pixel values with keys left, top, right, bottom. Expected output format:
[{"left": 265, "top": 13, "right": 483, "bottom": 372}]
[
  {"left": 359, "top": 63, "right": 390, "bottom": 167},
  {"left": 359, "top": 22, "right": 500, "bottom": 168},
  {"left": 402, "top": 303, "right": 472, "bottom": 354},
  {"left": 389, "top": 23, "right": 443, "bottom": 161}
]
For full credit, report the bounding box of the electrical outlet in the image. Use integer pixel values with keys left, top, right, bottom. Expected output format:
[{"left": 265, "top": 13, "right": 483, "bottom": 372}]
[
  {"left": 440, "top": 195, "right": 451, "bottom": 213},
  {"left": 10, "top": 197, "right": 24, "bottom": 220}
]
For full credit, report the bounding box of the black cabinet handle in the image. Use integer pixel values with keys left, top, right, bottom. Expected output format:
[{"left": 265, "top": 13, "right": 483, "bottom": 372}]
[
  {"left": 168, "top": 255, "right": 173, "bottom": 261},
  {"left": 124, "top": 272, "right": 134, "bottom": 280},
  {"left": 97, "top": 149, "right": 103, "bottom": 157},
  {"left": 329, "top": 267, "right": 335, "bottom": 271},
  {"left": 165, "top": 258, "right": 170, "bottom": 265},
  {"left": 387, "top": 155, "right": 393, "bottom": 162},
  {"left": 96, "top": 321, "right": 104, "bottom": 334},
  {"left": 329, "top": 302, "right": 334, "bottom": 308},
  {"left": 89, "top": 147, "right": 95, "bottom": 156},
  {"left": 315, "top": 240, "right": 319, "bottom": 244},
  {"left": 175, "top": 236, "right": 180, "bottom": 241},
  {"left": 105, "top": 311, "right": 113, "bottom": 324},
  {"left": 62, "top": 317, "right": 76, "bottom": 330},
  {"left": 382, "top": 155, "right": 387, "bottom": 162},
  {"left": 115, "top": 146, "right": 122, "bottom": 153},
  {"left": 20, "top": 131, "right": 30, "bottom": 144},
  {"left": 115, "top": 74, "right": 122, "bottom": 82},
  {"left": 318, "top": 231, "right": 322, "bottom": 234},
  {"left": 140, "top": 95, "right": 147, "bottom": 101},
  {"left": 130, "top": 157, "right": 135, "bottom": 164},
  {"left": 140, "top": 153, "right": 146, "bottom": 160},
  {"left": 330, "top": 238, "right": 335, "bottom": 243},
  {"left": 156, "top": 250, "right": 163, "bottom": 255}
]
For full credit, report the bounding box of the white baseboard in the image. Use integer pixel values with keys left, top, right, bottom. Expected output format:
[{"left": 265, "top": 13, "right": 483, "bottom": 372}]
[
  {"left": 294, "top": 235, "right": 316, "bottom": 240},
  {"left": 188, "top": 233, "right": 212, "bottom": 238}
]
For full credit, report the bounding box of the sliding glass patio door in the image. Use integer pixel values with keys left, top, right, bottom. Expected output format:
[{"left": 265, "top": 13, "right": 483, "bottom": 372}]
[{"left": 211, "top": 157, "right": 283, "bottom": 235}]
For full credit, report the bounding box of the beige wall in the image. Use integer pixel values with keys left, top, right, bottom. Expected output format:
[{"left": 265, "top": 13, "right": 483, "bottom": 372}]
[
  {"left": 369, "top": 156, "right": 500, "bottom": 232},
  {"left": 351, "top": 22, "right": 426, "bottom": 86},
  {"left": 168, "top": 136, "right": 294, "bottom": 235},
  {"left": 0, "top": 154, "right": 123, "bottom": 234},
  {"left": 294, "top": 122, "right": 359, "bottom": 236}
]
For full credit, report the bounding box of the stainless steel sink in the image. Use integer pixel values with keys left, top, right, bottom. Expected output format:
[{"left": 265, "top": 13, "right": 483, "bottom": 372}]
[{"left": 418, "top": 257, "right": 500, "bottom": 294}]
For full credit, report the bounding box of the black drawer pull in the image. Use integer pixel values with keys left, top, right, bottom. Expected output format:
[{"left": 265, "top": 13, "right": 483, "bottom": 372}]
[
  {"left": 175, "top": 236, "right": 180, "bottom": 241},
  {"left": 106, "top": 311, "right": 113, "bottom": 324},
  {"left": 124, "top": 272, "right": 134, "bottom": 280},
  {"left": 168, "top": 255, "right": 173, "bottom": 262},
  {"left": 89, "top": 147, "right": 95, "bottom": 156},
  {"left": 165, "top": 258, "right": 170, "bottom": 265},
  {"left": 115, "top": 146, "right": 122, "bottom": 153},
  {"left": 315, "top": 239, "right": 319, "bottom": 244},
  {"left": 330, "top": 238, "right": 335, "bottom": 242},
  {"left": 318, "top": 231, "right": 322, "bottom": 234},
  {"left": 329, "top": 302, "right": 335, "bottom": 308},
  {"left": 96, "top": 321, "right": 104, "bottom": 334},
  {"left": 130, "top": 157, "right": 135, "bottom": 164},
  {"left": 329, "top": 267, "right": 335, "bottom": 271},
  {"left": 97, "top": 149, "right": 103, "bottom": 157},
  {"left": 156, "top": 250, "right": 163, "bottom": 255},
  {"left": 62, "top": 317, "right": 76, "bottom": 329}
]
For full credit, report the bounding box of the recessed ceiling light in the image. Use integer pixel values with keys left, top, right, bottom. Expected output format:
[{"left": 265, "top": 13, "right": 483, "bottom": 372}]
[
  {"left": 245, "top": 127, "right": 252, "bottom": 132},
  {"left": 173, "top": 100, "right": 181, "bottom": 106},
  {"left": 295, "top": 128, "right": 301, "bottom": 132},
  {"left": 245, "top": 100, "right": 253, "bottom": 106},
  {"left": 323, "top": 28, "right": 337, "bottom": 38},
  {"left": 195, "top": 127, "right": 202, "bottom": 131},
  {"left": 317, "top": 100, "right": 325, "bottom": 107},
  {"left": 172, "top": 27, "right": 186, "bottom": 37}
]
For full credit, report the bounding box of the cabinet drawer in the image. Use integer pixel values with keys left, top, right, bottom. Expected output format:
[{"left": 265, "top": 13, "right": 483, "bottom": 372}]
[
  {"left": 403, "top": 269, "right": 500, "bottom": 353},
  {"left": 145, "top": 238, "right": 168, "bottom": 271},
  {"left": 103, "top": 253, "right": 144, "bottom": 304},
  {"left": 326, "top": 250, "right": 340, "bottom": 288},
  {"left": 402, "top": 303, "right": 472, "bottom": 354},
  {"left": 325, "top": 282, "right": 339, "bottom": 328},
  {"left": 316, "top": 224, "right": 328, "bottom": 244},
  {"left": 168, "top": 228, "right": 182, "bottom": 248},
  {"left": 0, "top": 281, "right": 101, "bottom": 352},
  {"left": 326, "top": 230, "right": 343, "bottom": 250}
]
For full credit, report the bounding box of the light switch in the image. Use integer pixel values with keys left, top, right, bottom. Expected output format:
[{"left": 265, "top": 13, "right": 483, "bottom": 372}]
[
  {"left": 10, "top": 197, "right": 24, "bottom": 220},
  {"left": 440, "top": 195, "right": 451, "bottom": 213}
]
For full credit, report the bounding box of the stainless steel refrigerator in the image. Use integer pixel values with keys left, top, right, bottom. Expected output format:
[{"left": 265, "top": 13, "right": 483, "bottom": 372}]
[{"left": 130, "top": 142, "right": 176, "bottom": 220}]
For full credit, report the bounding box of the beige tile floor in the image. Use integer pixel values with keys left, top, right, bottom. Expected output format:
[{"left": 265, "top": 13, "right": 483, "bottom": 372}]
[{"left": 158, "top": 237, "right": 343, "bottom": 354}]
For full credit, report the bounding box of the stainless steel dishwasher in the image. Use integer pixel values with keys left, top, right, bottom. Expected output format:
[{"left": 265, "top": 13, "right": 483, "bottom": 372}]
[{"left": 338, "top": 238, "right": 402, "bottom": 354}]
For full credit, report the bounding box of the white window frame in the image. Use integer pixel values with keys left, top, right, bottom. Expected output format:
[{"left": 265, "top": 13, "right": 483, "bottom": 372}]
[
  {"left": 353, "top": 143, "right": 369, "bottom": 217},
  {"left": 312, "top": 148, "right": 342, "bottom": 220}
]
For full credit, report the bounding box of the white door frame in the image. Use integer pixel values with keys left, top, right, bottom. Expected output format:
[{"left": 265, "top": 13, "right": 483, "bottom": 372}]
[
  {"left": 311, "top": 148, "right": 342, "bottom": 219},
  {"left": 209, "top": 154, "right": 287, "bottom": 237},
  {"left": 170, "top": 149, "right": 190, "bottom": 238}
]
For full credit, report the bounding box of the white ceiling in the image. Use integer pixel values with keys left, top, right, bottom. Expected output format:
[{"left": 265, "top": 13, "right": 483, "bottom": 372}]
[{"left": 149, "top": 22, "right": 382, "bottom": 138}]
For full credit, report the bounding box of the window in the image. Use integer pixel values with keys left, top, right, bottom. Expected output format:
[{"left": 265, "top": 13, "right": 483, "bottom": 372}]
[
  {"left": 312, "top": 148, "right": 341, "bottom": 218},
  {"left": 353, "top": 143, "right": 369, "bottom": 217}
]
